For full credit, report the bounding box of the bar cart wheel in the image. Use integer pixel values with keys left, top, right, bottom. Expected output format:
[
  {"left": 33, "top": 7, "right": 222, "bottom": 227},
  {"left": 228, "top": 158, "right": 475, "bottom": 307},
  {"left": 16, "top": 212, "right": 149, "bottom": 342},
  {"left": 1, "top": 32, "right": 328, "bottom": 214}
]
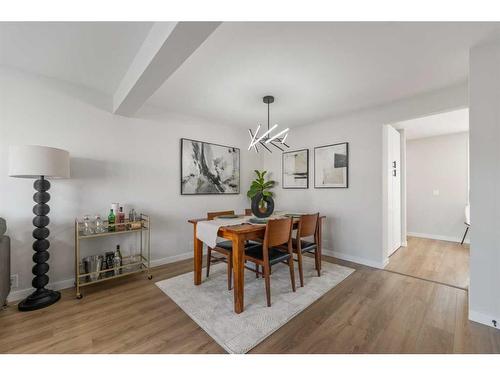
[
  {"left": 147, "top": 275, "right": 153, "bottom": 280},
  {"left": 76, "top": 293, "right": 83, "bottom": 299}
]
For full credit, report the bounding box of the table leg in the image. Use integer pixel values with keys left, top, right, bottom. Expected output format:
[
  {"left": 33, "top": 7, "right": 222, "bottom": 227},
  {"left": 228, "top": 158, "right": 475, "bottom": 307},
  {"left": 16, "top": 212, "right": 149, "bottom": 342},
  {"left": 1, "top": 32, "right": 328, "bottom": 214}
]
[
  {"left": 193, "top": 223, "right": 203, "bottom": 285},
  {"left": 232, "top": 235, "right": 245, "bottom": 314},
  {"left": 316, "top": 218, "right": 323, "bottom": 275}
]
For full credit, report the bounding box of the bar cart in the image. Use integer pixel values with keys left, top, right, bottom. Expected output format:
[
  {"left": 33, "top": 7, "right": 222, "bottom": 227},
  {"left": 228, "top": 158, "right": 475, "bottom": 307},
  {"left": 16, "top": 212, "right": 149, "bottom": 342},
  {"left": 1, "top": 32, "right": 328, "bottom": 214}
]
[{"left": 74, "top": 213, "right": 151, "bottom": 299}]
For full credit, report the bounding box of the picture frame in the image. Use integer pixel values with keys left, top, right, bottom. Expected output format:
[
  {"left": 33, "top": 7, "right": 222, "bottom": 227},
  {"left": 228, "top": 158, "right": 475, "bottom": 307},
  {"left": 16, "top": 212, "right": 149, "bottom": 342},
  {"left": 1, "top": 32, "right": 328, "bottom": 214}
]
[
  {"left": 314, "top": 142, "right": 349, "bottom": 188},
  {"left": 180, "top": 138, "right": 240, "bottom": 195},
  {"left": 282, "top": 149, "right": 309, "bottom": 189}
]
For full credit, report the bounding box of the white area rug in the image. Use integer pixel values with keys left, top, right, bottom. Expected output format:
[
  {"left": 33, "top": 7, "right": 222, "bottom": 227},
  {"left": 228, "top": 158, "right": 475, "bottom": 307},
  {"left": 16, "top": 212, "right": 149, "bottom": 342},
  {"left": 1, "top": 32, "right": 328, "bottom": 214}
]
[{"left": 155, "top": 257, "right": 355, "bottom": 353}]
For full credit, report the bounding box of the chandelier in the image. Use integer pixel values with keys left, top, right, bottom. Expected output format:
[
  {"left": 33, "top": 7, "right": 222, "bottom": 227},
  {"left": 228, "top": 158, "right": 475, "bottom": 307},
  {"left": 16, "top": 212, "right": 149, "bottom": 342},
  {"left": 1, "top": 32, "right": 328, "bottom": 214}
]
[{"left": 248, "top": 96, "right": 289, "bottom": 153}]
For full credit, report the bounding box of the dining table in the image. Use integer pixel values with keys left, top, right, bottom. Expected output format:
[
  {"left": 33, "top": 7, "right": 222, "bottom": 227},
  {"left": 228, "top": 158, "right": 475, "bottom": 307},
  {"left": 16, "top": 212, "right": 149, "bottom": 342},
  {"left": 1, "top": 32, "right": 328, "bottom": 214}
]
[{"left": 188, "top": 214, "right": 325, "bottom": 314}]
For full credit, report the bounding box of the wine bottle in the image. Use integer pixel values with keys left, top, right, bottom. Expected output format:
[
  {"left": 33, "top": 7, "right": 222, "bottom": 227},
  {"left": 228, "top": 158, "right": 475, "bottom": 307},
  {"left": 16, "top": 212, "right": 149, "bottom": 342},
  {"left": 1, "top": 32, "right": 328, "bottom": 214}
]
[
  {"left": 117, "top": 206, "right": 125, "bottom": 231},
  {"left": 108, "top": 209, "right": 116, "bottom": 232}
]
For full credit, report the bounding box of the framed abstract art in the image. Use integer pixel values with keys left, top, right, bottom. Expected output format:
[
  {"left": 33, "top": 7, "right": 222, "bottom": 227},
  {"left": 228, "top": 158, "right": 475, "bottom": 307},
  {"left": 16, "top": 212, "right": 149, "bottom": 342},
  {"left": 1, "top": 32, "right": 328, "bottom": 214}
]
[
  {"left": 314, "top": 142, "right": 349, "bottom": 188},
  {"left": 180, "top": 138, "right": 240, "bottom": 195},
  {"left": 282, "top": 149, "right": 309, "bottom": 189}
]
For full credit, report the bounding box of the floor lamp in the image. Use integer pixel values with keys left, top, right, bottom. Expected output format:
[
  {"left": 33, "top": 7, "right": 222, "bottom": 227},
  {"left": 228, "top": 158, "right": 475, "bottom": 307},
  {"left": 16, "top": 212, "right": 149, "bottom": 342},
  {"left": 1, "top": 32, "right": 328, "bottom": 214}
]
[{"left": 9, "top": 145, "right": 70, "bottom": 311}]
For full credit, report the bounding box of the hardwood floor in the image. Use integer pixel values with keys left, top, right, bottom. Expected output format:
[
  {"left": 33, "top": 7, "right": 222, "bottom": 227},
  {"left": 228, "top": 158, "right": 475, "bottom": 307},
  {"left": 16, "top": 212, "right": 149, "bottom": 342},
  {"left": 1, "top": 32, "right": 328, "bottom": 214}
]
[
  {"left": 385, "top": 236, "right": 469, "bottom": 289},
  {"left": 1, "top": 242, "right": 498, "bottom": 354}
]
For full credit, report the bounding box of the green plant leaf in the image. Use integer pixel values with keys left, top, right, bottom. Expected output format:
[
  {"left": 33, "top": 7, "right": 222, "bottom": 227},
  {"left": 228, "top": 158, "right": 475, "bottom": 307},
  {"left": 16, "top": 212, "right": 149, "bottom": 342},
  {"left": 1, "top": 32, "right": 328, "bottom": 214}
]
[{"left": 263, "top": 180, "right": 275, "bottom": 189}]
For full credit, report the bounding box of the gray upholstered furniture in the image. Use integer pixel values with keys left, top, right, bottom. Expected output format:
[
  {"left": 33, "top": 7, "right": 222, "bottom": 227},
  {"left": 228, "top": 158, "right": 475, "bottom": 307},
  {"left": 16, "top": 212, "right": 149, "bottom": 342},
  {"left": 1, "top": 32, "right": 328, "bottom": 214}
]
[{"left": 0, "top": 217, "right": 10, "bottom": 307}]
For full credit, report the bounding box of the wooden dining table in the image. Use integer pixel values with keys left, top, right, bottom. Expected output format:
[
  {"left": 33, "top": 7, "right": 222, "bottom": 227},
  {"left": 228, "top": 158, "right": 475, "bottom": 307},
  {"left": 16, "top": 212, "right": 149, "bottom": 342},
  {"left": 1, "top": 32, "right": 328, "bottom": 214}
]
[{"left": 188, "top": 215, "right": 325, "bottom": 314}]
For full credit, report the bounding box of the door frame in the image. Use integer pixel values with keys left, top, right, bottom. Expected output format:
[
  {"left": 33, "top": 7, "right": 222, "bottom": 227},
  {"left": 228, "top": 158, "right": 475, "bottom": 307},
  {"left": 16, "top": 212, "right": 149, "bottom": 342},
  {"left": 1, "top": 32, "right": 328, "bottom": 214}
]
[{"left": 382, "top": 124, "right": 406, "bottom": 263}]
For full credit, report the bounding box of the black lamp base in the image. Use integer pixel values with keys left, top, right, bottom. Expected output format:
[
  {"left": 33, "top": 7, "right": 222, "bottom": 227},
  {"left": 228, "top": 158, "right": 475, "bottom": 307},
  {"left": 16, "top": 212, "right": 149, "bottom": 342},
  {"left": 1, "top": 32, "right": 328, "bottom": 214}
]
[
  {"left": 18, "top": 176, "right": 61, "bottom": 312},
  {"left": 18, "top": 288, "right": 61, "bottom": 311}
]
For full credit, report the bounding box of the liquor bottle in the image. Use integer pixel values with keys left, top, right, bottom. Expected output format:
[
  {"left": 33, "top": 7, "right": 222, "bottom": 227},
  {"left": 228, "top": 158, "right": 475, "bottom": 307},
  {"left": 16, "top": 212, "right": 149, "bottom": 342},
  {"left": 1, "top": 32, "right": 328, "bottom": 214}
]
[
  {"left": 113, "top": 245, "right": 122, "bottom": 276},
  {"left": 108, "top": 209, "right": 116, "bottom": 232},
  {"left": 117, "top": 206, "right": 125, "bottom": 231}
]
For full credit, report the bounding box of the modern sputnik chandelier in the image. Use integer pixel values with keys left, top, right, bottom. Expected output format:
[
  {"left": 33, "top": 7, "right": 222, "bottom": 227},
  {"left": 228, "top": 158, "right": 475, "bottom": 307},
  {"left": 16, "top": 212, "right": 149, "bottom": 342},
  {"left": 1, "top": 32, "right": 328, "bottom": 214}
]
[{"left": 248, "top": 96, "right": 290, "bottom": 153}]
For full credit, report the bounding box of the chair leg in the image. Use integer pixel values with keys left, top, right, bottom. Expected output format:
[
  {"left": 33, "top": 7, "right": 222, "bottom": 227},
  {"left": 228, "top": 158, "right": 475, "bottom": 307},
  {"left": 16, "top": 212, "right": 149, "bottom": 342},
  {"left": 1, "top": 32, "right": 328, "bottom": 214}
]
[
  {"left": 264, "top": 264, "right": 271, "bottom": 307},
  {"left": 314, "top": 249, "right": 321, "bottom": 277},
  {"left": 227, "top": 257, "right": 233, "bottom": 290},
  {"left": 296, "top": 251, "right": 304, "bottom": 287},
  {"left": 255, "top": 264, "right": 259, "bottom": 278},
  {"left": 461, "top": 226, "right": 469, "bottom": 245},
  {"left": 206, "top": 247, "right": 212, "bottom": 278},
  {"left": 288, "top": 257, "right": 296, "bottom": 292}
]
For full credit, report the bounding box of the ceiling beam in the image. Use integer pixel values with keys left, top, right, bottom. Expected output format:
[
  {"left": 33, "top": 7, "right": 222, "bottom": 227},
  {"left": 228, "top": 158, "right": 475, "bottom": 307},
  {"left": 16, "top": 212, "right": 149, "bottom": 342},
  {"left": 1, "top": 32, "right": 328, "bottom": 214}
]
[{"left": 113, "top": 21, "right": 221, "bottom": 116}]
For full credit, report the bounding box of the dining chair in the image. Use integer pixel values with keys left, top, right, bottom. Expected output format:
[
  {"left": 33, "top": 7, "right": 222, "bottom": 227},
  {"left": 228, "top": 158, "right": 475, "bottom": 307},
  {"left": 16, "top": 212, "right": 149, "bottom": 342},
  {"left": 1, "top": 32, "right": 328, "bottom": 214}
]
[
  {"left": 206, "top": 210, "right": 260, "bottom": 289},
  {"left": 244, "top": 217, "right": 296, "bottom": 306},
  {"left": 292, "top": 213, "right": 320, "bottom": 287}
]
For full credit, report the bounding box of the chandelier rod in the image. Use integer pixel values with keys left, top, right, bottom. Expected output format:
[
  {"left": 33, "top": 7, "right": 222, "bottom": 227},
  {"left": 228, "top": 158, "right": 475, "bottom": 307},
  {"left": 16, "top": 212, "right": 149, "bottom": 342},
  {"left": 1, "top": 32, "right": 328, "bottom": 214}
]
[{"left": 267, "top": 100, "right": 270, "bottom": 131}]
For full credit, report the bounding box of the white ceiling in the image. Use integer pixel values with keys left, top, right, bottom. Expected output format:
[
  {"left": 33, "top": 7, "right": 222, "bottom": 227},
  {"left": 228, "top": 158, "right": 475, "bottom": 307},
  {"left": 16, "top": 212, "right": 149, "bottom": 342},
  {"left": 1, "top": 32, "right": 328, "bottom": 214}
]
[
  {"left": 0, "top": 22, "right": 498, "bottom": 129},
  {"left": 0, "top": 22, "right": 153, "bottom": 94},
  {"left": 394, "top": 108, "right": 469, "bottom": 140},
  {"left": 147, "top": 22, "right": 499, "bottom": 128}
]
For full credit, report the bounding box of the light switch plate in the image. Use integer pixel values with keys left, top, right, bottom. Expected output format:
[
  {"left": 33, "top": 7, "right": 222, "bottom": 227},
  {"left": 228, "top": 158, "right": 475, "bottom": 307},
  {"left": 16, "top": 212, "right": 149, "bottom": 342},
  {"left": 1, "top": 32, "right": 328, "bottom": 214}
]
[{"left": 433, "top": 189, "right": 440, "bottom": 196}]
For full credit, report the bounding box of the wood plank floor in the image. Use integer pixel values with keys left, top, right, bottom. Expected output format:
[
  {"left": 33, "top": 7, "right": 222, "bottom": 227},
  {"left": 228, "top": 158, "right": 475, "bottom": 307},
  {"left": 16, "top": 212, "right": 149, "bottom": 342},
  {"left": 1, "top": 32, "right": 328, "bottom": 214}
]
[
  {"left": 385, "top": 236, "right": 469, "bottom": 289},
  {"left": 1, "top": 239, "right": 498, "bottom": 354}
]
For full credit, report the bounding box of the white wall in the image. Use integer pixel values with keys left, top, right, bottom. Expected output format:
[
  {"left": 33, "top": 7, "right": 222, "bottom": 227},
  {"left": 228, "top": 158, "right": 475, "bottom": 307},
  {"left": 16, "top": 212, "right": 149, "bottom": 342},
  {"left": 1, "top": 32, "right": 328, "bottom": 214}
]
[
  {"left": 469, "top": 39, "right": 500, "bottom": 329},
  {"left": 406, "top": 132, "right": 469, "bottom": 242},
  {"left": 263, "top": 83, "right": 468, "bottom": 268},
  {"left": 0, "top": 68, "right": 262, "bottom": 299}
]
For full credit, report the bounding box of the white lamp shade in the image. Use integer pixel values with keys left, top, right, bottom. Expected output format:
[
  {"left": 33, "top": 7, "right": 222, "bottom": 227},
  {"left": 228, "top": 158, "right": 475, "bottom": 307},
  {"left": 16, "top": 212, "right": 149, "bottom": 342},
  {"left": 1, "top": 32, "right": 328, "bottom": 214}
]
[{"left": 9, "top": 145, "right": 70, "bottom": 179}]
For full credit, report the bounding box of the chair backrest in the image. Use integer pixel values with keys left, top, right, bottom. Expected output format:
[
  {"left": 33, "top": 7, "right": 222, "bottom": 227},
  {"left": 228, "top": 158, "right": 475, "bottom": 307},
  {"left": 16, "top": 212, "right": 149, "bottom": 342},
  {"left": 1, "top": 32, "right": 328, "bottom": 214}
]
[
  {"left": 244, "top": 208, "right": 252, "bottom": 216},
  {"left": 264, "top": 217, "right": 293, "bottom": 248},
  {"left": 207, "top": 210, "right": 235, "bottom": 220},
  {"left": 297, "top": 213, "right": 319, "bottom": 240}
]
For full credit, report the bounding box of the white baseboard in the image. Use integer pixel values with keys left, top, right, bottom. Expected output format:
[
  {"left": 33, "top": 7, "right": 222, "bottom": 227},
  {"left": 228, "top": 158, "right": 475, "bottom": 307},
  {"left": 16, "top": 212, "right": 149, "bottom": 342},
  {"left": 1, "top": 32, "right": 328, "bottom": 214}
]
[
  {"left": 150, "top": 251, "right": 193, "bottom": 267},
  {"left": 469, "top": 309, "right": 500, "bottom": 330},
  {"left": 7, "top": 277, "right": 75, "bottom": 303},
  {"left": 407, "top": 231, "right": 470, "bottom": 244},
  {"left": 7, "top": 251, "right": 194, "bottom": 303},
  {"left": 322, "top": 249, "right": 388, "bottom": 269}
]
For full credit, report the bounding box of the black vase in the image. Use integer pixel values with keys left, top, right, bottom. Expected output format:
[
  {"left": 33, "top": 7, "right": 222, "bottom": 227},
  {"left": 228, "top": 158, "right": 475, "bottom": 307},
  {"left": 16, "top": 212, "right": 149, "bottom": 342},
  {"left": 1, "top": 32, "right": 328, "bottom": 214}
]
[{"left": 251, "top": 192, "right": 275, "bottom": 218}]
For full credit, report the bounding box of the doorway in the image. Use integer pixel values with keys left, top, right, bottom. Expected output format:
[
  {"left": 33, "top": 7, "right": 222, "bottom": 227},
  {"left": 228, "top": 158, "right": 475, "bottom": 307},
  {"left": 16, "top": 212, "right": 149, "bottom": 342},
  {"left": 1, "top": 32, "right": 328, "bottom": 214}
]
[{"left": 383, "top": 108, "right": 470, "bottom": 289}]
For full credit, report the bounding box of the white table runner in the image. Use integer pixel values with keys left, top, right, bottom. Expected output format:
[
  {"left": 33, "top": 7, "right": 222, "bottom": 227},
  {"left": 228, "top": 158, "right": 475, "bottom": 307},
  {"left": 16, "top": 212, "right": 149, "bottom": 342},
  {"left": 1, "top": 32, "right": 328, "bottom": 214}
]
[{"left": 197, "top": 217, "right": 251, "bottom": 248}]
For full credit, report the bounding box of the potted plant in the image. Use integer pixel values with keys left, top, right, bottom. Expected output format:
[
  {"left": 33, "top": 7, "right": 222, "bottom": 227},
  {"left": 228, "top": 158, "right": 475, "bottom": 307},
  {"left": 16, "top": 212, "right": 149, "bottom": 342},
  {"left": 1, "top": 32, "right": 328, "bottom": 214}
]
[{"left": 247, "top": 170, "right": 276, "bottom": 217}]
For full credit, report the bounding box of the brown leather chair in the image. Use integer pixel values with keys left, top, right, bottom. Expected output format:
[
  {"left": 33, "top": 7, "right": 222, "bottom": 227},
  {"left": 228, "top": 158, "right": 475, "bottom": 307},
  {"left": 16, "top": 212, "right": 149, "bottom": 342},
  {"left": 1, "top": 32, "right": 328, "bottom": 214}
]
[
  {"left": 244, "top": 217, "right": 296, "bottom": 306},
  {"left": 206, "top": 211, "right": 260, "bottom": 290},
  {"left": 292, "top": 213, "right": 320, "bottom": 287}
]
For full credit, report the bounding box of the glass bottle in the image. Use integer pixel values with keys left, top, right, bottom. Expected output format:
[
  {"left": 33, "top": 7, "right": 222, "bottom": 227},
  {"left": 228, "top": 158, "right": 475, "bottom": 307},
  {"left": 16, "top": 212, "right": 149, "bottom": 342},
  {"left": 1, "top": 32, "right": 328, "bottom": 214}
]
[
  {"left": 108, "top": 209, "right": 116, "bottom": 232},
  {"left": 113, "top": 245, "right": 122, "bottom": 275},
  {"left": 128, "top": 208, "right": 137, "bottom": 222},
  {"left": 82, "top": 214, "right": 93, "bottom": 236},
  {"left": 117, "top": 206, "right": 125, "bottom": 231},
  {"left": 94, "top": 214, "right": 105, "bottom": 233}
]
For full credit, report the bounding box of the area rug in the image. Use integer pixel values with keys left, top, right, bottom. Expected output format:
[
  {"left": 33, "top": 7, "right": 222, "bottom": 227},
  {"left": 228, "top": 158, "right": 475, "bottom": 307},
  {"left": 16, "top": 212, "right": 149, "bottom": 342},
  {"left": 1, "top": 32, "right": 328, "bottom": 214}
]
[{"left": 155, "top": 257, "right": 355, "bottom": 353}]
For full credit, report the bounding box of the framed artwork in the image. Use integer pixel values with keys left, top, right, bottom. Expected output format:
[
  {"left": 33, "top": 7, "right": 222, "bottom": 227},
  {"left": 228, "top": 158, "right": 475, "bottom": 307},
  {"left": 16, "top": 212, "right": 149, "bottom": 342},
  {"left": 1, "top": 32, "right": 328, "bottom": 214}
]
[
  {"left": 314, "top": 142, "right": 349, "bottom": 188},
  {"left": 180, "top": 138, "right": 240, "bottom": 195},
  {"left": 282, "top": 149, "right": 309, "bottom": 189}
]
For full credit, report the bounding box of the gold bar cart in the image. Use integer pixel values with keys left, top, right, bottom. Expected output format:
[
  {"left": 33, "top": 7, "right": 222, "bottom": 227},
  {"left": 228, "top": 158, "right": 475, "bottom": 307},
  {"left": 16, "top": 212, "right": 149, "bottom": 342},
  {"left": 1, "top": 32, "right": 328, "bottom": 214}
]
[{"left": 74, "top": 213, "right": 151, "bottom": 299}]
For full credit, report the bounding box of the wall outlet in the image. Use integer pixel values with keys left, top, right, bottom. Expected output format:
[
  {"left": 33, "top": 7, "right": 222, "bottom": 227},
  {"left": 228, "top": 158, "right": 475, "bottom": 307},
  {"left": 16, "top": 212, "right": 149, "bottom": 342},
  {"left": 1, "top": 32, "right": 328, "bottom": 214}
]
[
  {"left": 10, "top": 274, "right": 18, "bottom": 289},
  {"left": 432, "top": 189, "right": 440, "bottom": 196}
]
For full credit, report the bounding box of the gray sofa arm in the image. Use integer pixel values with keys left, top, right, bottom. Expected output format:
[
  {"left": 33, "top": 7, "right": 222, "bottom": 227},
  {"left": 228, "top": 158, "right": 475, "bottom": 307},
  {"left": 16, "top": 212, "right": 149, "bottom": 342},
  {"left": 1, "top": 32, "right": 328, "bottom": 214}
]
[{"left": 1, "top": 217, "right": 10, "bottom": 307}]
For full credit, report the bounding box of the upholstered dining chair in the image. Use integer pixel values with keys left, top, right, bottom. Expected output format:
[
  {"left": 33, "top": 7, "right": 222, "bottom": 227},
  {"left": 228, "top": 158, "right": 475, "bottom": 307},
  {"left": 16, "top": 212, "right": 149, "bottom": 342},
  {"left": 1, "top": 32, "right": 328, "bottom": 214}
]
[
  {"left": 205, "top": 210, "right": 260, "bottom": 290},
  {"left": 291, "top": 213, "right": 320, "bottom": 287},
  {"left": 244, "top": 217, "right": 296, "bottom": 306}
]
